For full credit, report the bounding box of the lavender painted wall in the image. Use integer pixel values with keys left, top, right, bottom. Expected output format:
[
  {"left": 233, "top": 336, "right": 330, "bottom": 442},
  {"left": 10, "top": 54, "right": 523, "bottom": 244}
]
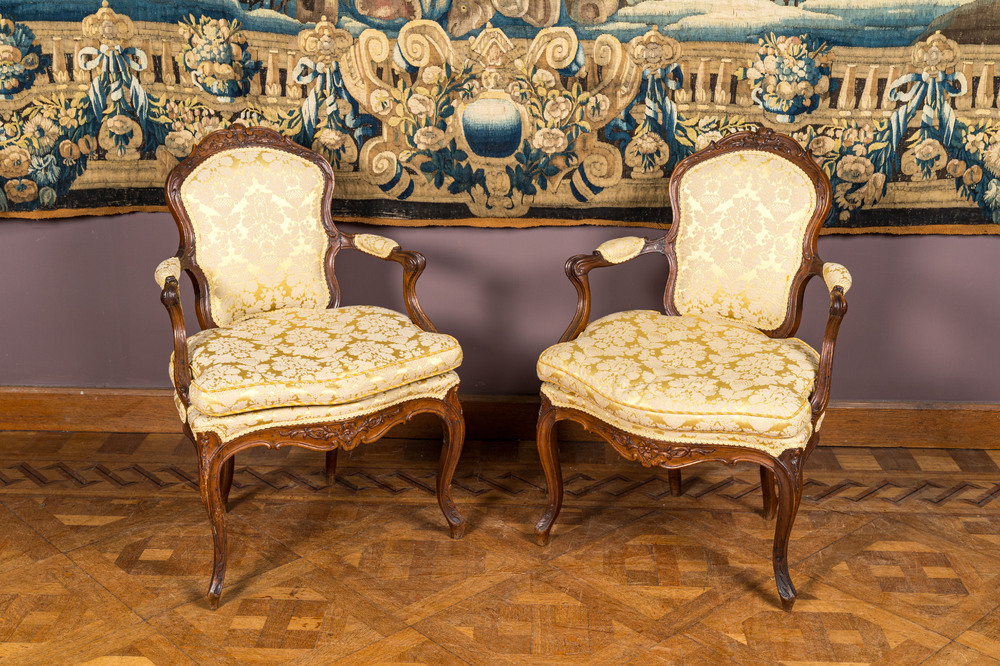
[{"left": 0, "top": 212, "right": 997, "bottom": 401}]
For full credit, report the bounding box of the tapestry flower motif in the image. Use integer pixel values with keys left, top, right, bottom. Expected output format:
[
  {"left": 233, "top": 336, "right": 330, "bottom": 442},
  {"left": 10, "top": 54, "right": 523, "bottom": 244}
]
[
  {"left": 178, "top": 16, "right": 261, "bottom": 102},
  {"left": 738, "top": 33, "right": 832, "bottom": 123},
  {"left": 0, "top": 15, "right": 47, "bottom": 99}
]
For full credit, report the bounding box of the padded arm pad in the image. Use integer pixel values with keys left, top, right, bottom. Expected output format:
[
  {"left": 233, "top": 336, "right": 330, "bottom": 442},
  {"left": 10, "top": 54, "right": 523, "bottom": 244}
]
[
  {"left": 354, "top": 233, "right": 400, "bottom": 259},
  {"left": 155, "top": 257, "right": 181, "bottom": 289},
  {"left": 822, "top": 262, "right": 852, "bottom": 294},
  {"left": 595, "top": 236, "right": 645, "bottom": 264}
]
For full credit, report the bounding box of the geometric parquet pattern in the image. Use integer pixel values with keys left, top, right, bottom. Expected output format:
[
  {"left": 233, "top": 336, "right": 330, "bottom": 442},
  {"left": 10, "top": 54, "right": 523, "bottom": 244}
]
[{"left": 2, "top": 429, "right": 1000, "bottom": 664}]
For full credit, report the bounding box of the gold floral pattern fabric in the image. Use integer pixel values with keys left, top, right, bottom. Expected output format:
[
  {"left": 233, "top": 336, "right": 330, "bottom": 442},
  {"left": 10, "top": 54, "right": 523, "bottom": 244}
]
[
  {"left": 673, "top": 150, "right": 817, "bottom": 331},
  {"left": 184, "top": 305, "right": 462, "bottom": 417},
  {"left": 183, "top": 372, "right": 460, "bottom": 443},
  {"left": 537, "top": 310, "right": 820, "bottom": 453},
  {"left": 354, "top": 233, "right": 400, "bottom": 259},
  {"left": 823, "top": 262, "right": 852, "bottom": 294},
  {"left": 179, "top": 147, "right": 331, "bottom": 327},
  {"left": 597, "top": 236, "right": 645, "bottom": 264},
  {"left": 154, "top": 257, "right": 181, "bottom": 289}
]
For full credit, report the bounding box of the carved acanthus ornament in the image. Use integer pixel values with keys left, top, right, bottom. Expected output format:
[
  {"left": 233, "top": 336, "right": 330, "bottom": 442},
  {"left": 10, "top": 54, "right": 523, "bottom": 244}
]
[
  {"left": 274, "top": 405, "right": 408, "bottom": 450},
  {"left": 605, "top": 429, "right": 716, "bottom": 468}
]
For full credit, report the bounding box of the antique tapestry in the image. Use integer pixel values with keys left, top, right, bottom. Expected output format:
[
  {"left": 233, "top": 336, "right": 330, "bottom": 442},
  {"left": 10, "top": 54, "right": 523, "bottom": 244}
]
[{"left": 0, "top": 0, "right": 999, "bottom": 232}]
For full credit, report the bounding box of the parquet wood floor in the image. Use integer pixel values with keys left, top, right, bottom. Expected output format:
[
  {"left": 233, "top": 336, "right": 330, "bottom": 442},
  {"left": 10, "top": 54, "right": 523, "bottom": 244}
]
[{"left": 2, "top": 430, "right": 1000, "bottom": 664}]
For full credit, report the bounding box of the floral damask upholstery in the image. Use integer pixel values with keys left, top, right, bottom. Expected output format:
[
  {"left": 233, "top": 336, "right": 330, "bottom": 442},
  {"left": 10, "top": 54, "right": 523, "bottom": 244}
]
[
  {"left": 673, "top": 150, "right": 817, "bottom": 331},
  {"left": 182, "top": 306, "right": 462, "bottom": 418},
  {"left": 538, "top": 310, "right": 819, "bottom": 453},
  {"left": 179, "top": 146, "right": 331, "bottom": 327},
  {"left": 181, "top": 372, "right": 460, "bottom": 443}
]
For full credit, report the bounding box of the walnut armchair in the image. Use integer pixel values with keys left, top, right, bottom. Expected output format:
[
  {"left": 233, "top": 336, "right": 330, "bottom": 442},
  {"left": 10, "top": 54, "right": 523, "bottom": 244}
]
[
  {"left": 534, "top": 128, "right": 850, "bottom": 610},
  {"left": 156, "top": 126, "right": 465, "bottom": 609}
]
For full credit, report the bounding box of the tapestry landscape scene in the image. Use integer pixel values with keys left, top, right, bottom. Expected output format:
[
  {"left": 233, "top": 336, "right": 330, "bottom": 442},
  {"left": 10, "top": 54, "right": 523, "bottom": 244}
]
[{"left": 1, "top": 0, "right": 999, "bottom": 232}]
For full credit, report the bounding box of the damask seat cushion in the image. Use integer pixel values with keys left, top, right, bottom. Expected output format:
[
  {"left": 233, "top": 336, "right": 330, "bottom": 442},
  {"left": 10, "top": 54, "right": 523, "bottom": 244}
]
[
  {"left": 182, "top": 372, "right": 461, "bottom": 443},
  {"left": 184, "top": 305, "right": 462, "bottom": 417},
  {"left": 537, "top": 310, "right": 820, "bottom": 453}
]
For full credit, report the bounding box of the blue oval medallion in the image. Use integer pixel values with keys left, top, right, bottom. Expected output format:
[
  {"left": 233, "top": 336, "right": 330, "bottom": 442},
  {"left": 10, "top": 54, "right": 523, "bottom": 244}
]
[{"left": 461, "top": 98, "right": 522, "bottom": 159}]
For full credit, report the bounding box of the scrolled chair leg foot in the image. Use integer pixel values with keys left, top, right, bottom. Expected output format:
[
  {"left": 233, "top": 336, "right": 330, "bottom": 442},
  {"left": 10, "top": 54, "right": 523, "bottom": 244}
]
[
  {"left": 208, "top": 581, "right": 223, "bottom": 610},
  {"left": 207, "top": 538, "right": 227, "bottom": 609},
  {"left": 448, "top": 518, "right": 466, "bottom": 540},
  {"left": 534, "top": 516, "right": 554, "bottom": 546},
  {"left": 774, "top": 556, "right": 797, "bottom": 611}
]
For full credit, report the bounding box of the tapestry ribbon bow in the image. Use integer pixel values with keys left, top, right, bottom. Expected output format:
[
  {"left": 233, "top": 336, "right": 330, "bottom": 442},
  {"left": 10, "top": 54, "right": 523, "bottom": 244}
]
[
  {"left": 292, "top": 57, "right": 339, "bottom": 140},
  {"left": 77, "top": 44, "right": 149, "bottom": 134},
  {"left": 292, "top": 56, "right": 377, "bottom": 148},
  {"left": 887, "top": 70, "right": 967, "bottom": 149},
  {"left": 642, "top": 63, "right": 684, "bottom": 141}
]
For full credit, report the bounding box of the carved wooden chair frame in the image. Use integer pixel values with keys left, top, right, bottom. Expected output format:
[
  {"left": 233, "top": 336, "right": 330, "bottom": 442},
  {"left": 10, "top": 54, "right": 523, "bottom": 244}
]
[
  {"left": 160, "top": 125, "right": 465, "bottom": 608},
  {"left": 534, "top": 128, "right": 847, "bottom": 610}
]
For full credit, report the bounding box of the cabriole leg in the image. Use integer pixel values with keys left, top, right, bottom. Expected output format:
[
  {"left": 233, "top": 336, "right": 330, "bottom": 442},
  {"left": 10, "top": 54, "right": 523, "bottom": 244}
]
[
  {"left": 770, "top": 451, "right": 804, "bottom": 611},
  {"left": 534, "top": 398, "right": 563, "bottom": 546},
  {"left": 197, "top": 439, "right": 229, "bottom": 610},
  {"left": 760, "top": 466, "right": 776, "bottom": 520},
  {"left": 436, "top": 391, "right": 466, "bottom": 539}
]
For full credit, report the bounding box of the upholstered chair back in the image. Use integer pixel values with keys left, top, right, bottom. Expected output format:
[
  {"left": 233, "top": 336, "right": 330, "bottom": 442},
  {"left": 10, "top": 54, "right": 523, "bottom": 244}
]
[
  {"left": 167, "top": 128, "right": 337, "bottom": 328},
  {"left": 665, "top": 133, "right": 829, "bottom": 335}
]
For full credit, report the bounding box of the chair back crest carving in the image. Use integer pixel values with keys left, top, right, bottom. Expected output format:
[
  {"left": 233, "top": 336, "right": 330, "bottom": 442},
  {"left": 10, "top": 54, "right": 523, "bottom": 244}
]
[
  {"left": 664, "top": 129, "right": 831, "bottom": 337},
  {"left": 165, "top": 126, "right": 340, "bottom": 329}
]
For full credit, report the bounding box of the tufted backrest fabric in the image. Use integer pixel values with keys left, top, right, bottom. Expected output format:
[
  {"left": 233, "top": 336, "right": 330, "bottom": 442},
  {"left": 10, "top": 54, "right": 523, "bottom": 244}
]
[
  {"left": 671, "top": 149, "right": 817, "bottom": 332},
  {"left": 178, "top": 145, "right": 332, "bottom": 327}
]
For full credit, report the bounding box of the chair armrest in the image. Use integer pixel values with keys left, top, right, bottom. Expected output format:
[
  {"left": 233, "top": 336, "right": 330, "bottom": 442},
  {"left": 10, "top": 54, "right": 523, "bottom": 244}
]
[
  {"left": 155, "top": 257, "right": 181, "bottom": 290},
  {"left": 595, "top": 236, "right": 647, "bottom": 264},
  {"left": 560, "top": 236, "right": 666, "bottom": 342},
  {"left": 342, "top": 233, "right": 439, "bottom": 333},
  {"left": 155, "top": 257, "right": 191, "bottom": 407},
  {"left": 353, "top": 233, "right": 400, "bottom": 259},
  {"left": 810, "top": 262, "right": 851, "bottom": 415},
  {"left": 822, "top": 262, "right": 852, "bottom": 295}
]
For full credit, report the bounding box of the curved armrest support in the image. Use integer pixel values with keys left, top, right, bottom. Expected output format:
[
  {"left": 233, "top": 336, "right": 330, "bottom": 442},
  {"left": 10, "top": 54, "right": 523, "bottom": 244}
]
[
  {"left": 155, "top": 258, "right": 191, "bottom": 407},
  {"left": 560, "top": 236, "right": 666, "bottom": 342},
  {"left": 810, "top": 263, "right": 851, "bottom": 415},
  {"left": 342, "top": 233, "right": 439, "bottom": 333}
]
